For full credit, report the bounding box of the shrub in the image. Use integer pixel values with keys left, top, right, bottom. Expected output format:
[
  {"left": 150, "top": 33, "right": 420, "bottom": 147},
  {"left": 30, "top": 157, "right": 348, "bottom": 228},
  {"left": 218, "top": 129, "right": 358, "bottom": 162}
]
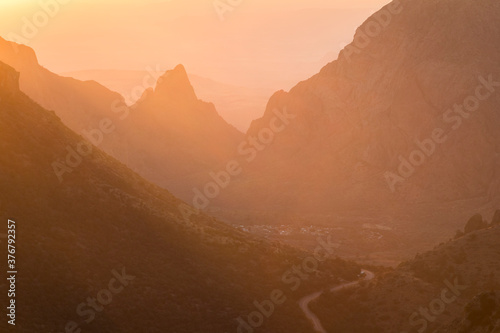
[{"left": 464, "top": 214, "right": 487, "bottom": 234}]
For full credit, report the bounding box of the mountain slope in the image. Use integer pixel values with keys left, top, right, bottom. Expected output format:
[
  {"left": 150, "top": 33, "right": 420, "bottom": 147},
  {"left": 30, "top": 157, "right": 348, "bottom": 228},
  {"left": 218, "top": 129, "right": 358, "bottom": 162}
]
[
  {"left": 311, "top": 216, "right": 500, "bottom": 333},
  {"left": 207, "top": 0, "right": 500, "bottom": 248},
  {"left": 63, "top": 68, "right": 273, "bottom": 132},
  {"left": 0, "top": 62, "right": 359, "bottom": 333},
  {"left": 0, "top": 37, "right": 244, "bottom": 202}
]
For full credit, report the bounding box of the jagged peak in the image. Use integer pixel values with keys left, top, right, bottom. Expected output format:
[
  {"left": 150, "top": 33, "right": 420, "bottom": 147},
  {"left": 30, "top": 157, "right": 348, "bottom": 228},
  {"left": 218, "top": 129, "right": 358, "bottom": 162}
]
[{"left": 153, "top": 64, "right": 198, "bottom": 101}]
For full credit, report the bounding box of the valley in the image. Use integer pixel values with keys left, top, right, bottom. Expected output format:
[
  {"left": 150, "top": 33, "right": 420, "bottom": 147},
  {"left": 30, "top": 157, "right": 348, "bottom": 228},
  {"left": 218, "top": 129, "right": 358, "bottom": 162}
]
[{"left": 1, "top": 0, "right": 500, "bottom": 332}]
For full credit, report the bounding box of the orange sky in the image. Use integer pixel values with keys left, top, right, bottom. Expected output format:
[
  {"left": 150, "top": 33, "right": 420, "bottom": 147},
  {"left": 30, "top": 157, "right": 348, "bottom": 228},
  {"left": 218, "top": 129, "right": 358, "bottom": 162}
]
[{"left": 0, "top": 0, "right": 390, "bottom": 89}]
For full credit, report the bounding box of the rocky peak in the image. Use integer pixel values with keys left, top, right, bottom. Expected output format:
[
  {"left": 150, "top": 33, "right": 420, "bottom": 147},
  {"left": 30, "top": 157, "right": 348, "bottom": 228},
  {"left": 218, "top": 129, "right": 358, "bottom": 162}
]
[{"left": 153, "top": 64, "right": 198, "bottom": 102}]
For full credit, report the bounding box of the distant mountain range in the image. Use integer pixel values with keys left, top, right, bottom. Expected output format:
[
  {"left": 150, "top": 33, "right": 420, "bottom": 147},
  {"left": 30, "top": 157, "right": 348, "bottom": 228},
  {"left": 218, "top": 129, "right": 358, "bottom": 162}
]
[
  {"left": 202, "top": 0, "right": 500, "bottom": 250},
  {"left": 63, "top": 68, "right": 274, "bottom": 132}
]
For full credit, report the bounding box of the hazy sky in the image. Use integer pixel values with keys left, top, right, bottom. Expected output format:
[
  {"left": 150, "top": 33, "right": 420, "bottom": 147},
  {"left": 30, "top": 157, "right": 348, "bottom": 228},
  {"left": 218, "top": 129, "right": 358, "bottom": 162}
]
[{"left": 0, "top": 0, "right": 390, "bottom": 89}]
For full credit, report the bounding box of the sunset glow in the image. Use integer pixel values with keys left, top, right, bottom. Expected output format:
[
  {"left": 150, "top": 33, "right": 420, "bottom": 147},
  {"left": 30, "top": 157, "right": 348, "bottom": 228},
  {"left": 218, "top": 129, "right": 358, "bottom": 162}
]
[{"left": 2, "top": 1, "right": 499, "bottom": 332}]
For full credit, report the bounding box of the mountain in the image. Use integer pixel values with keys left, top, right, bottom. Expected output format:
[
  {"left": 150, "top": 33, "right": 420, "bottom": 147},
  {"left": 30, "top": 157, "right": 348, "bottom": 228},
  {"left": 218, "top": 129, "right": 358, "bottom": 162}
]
[
  {"left": 63, "top": 69, "right": 273, "bottom": 132},
  {"left": 0, "top": 37, "right": 243, "bottom": 202},
  {"left": 0, "top": 61, "right": 361, "bottom": 332},
  {"left": 310, "top": 214, "right": 500, "bottom": 332},
  {"left": 105, "top": 64, "right": 244, "bottom": 200},
  {"left": 443, "top": 291, "right": 500, "bottom": 333},
  {"left": 205, "top": 0, "right": 500, "bottom": 251},
  {"left": 0, "top": 36, "right": 124, "bottom": 132}
]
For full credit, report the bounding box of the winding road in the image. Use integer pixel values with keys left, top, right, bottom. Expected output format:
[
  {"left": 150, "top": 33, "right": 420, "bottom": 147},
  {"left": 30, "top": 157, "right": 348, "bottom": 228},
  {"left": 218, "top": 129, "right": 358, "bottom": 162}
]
[{"left": 299, "top": 269, "right": 375, "bottom": 333}]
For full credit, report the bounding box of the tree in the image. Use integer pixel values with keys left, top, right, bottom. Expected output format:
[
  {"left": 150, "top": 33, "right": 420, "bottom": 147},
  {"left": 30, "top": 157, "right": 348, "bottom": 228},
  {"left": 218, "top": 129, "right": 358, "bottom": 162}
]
[
  {"left": 464, "top": 214, "right": 487, "bottom": 234},
  {"left": 491, "top": 209, "right": 500, "bottom": 225}
]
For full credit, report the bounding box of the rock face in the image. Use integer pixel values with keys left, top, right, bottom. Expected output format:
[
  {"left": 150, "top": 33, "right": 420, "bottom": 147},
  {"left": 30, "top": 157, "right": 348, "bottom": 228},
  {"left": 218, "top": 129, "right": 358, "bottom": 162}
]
[
  {"left": 212, "top": 0, "right": 500, "bottom": 224},
  {"left": 0, "top": 37, "right": 243, "bottom": 200}
]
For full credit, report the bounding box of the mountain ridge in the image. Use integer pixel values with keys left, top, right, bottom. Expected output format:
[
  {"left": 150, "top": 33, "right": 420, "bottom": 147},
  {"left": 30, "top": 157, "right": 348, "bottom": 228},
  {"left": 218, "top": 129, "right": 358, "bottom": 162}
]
[
  {"left": 0, "top": 37, "right": 244, "bottom": 203},
  {"left": 0, "top": 60, "right": 362, "bottom": 333},
  {"left": 204, "top": 0, "right": 500, "bottom": 252}
]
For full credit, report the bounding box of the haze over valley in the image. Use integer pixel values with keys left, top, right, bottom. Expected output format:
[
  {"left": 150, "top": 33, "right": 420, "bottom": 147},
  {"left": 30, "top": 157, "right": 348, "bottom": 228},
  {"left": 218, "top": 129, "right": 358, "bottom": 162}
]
[{"left": 1, "top": 0, "right": 500, "bottom": 332}]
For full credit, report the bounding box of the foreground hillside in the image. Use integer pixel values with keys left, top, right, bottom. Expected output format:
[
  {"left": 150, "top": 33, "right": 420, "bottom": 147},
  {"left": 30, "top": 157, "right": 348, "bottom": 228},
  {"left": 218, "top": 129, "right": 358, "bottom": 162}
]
[
  {"left": 310, "top": 215, "right": 500, "bottom": 332},
  {"left": 239, "top": 0, "right": 500, "bottom": 212},
  {"left": 64, "top": 68, "right": 272, "bottom": 132},
  {"left": 0, "top": 62, "right": 360, "bottom": 333}
]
